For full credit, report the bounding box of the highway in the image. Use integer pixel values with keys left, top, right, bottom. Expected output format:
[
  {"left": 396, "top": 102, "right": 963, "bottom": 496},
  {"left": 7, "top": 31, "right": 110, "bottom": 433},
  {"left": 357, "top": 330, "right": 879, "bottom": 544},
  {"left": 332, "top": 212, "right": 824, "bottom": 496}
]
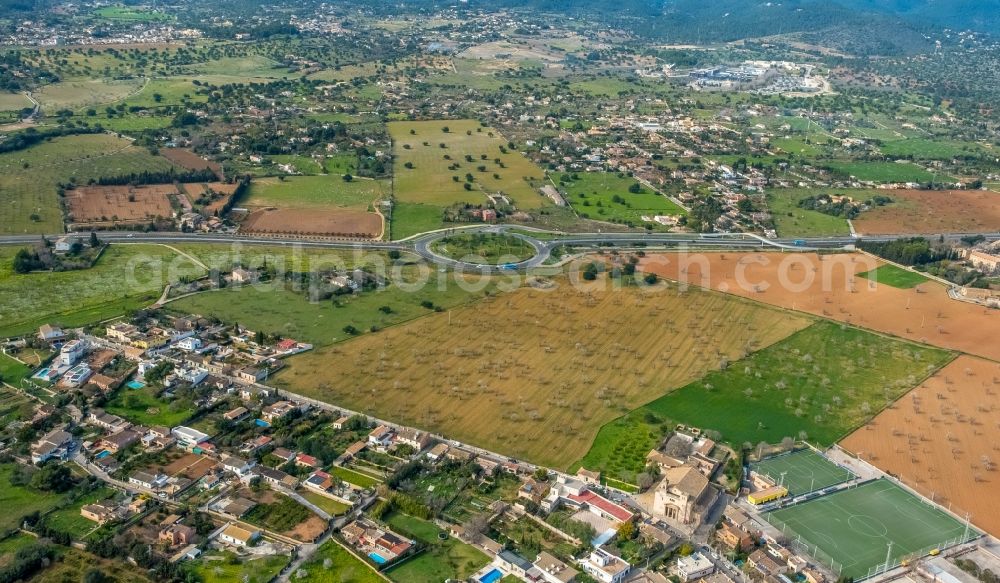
[{"left": 2, "top": 228, "right": 998, "bottom": 272}]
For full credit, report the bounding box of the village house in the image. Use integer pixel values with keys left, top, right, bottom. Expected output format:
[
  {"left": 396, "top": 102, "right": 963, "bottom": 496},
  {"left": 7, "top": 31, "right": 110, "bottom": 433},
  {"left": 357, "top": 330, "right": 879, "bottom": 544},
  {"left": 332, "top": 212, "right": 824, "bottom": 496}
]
[
  {"left": 31, "top": 428, "right": 75, "bottom": 464},
  {"left": 304, "top": 470, "right": 336, "bottom": 492},
  {"left": 497, "top": 550, "right": 538, "bottom": 579},
  {"left": 176, "top": 337, "right": 203, "bottom": 352},
  {"left": 367, "top": 424, "right": 394, "bottom": 447},
  {"left": 220, "top": 454, "right": 256, "bottom": 478},
  {"left": 171, "top": 426, "right": 210, "bottom": 449},
  {"left": 295, "top": 452, "right": 320, "bottom": 469},
  {"left": 38, "top": 324, "right": 66, "bottom": 342},
  {"left": 576, "top": 468, "right": 601, "bottom": 486},
  {"left": 80, "top": 503, "right": 117, "bottom": 525},
  {"left": 580, "top": 549, "right": 631, "bottom": 583},
  {"left": 59, "top": 340, "right": 87, "bottom": 367},
  {"left": 223, "top": 406, "right": 250, "bottom": 423},
  {"left": 219, "top": 524, "right": 260, "bottom": 547},
  {"left": 238, "top": 367, "right": 268, "bottom": 383},
  {"left": 230, "top": 268, "right": 258, "bottom": 284},
  {"left": 261, "top": 400, "right": 298, "bottom": 422},
  {"left": 129, "top": 470, "right": 168, "bottom": 490},
  {"left": 535, "top": 551, "right": 579, "bottom": 583},
  {"left": 426, "top": 442, "right": 449, "bottom": 461},
  {"left": 159, "top": 523, "right": 196, "bottom": 546},
  {"left": 518, "top": 477, "right": 550, "bottom": 506},
  {"left": 394, "top": 428, "right": 431, "bottom": 450},
  {"left": 747, "top": 548, "right": 788, "bottom": 578},
  {"left": 717, "top": 522, "right": 754, "bottom": 552},
  {"left": 89, "top": 410, "right": 131, "bottom": 432},
  {"left": 220, "top": 497, "right": 256, "bottom": 518},
  {"left": 101, "top": 429, "right": 140, "bottom": 454},
  {"left": 252, "top": 465, "right": 298, "bottom": 488},
  {"left": 106, "top": 323, "right": 138, "bottom": 342},
  {"left": 674, "top": 553, "right": 715, "bottom": 582},
  {"left": 240, "top": 435, "right": 272, "bottom": 454},
  {"left": 272, "top": 447, "right": 296, "bottom": 463},
  {"left": 332, "top": 414, "right": 354, "bottom": 429}
]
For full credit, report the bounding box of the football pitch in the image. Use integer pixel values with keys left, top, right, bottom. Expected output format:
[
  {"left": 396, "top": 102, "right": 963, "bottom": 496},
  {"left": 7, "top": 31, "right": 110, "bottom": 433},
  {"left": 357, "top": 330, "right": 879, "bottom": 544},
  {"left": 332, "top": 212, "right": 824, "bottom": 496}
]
[
  {"left": 766, "top": 480, "right": 975, "bottom": 579},
  {"left": 752, "top": 449, "right": 854, "bottom": 495}
]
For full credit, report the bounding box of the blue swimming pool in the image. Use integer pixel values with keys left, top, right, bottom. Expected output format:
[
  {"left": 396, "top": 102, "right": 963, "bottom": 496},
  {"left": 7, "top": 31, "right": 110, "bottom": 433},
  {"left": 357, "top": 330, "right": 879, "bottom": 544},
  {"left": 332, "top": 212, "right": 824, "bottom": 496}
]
[
  {"left": 33, "top": 368, "right": 51, "bottom": 380},
  {"left": 95, "top": 450, "right": 111, "bottom": 459},
  {"left": 479, "top": 568, "right": 503, "bottom": 583},
  {"left": 126, "top": 380, "right": 145, "bottom": 389},
  {"left": 368, "top": 552, "right": 387, "bottom": 565},
  {"left": 255, "top": 419, "right": 271, "bottom": 427}
]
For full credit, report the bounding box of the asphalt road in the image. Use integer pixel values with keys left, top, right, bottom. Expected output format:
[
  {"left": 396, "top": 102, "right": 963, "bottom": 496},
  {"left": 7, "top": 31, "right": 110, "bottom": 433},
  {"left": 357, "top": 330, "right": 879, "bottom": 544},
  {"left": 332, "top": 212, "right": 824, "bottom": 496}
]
[{"left": 1, "top": 227, "right": 998, "bottom": 271}]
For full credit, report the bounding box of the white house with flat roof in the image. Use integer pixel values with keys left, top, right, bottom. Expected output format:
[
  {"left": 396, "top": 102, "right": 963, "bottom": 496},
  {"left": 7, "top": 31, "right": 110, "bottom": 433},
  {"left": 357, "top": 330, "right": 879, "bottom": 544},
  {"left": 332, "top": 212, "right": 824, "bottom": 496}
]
[
  {"left": 171, "top": 426, "right": 210, "bottom": 449},
  {"left": 674, "top": 553, "right": 715, "bottom": 582},
  {"left": 580, "top": 549, "right": 631, "bottom": 583}
]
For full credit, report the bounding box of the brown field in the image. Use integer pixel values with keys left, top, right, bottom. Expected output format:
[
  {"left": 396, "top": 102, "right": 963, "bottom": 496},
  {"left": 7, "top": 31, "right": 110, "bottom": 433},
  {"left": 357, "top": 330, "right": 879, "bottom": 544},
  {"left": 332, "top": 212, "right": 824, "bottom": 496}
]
[
  {"left": 854, "top": 189, "right": 1000, "bottom": 234},
  {"left": 840, "top": 355, "right": 1000, "bottom": 538},
  {"left": 187, "top": 182, "right": 241, "bottom": 215},
  {"left": 638, "top": 252, "right": 1000, "bottom": 361},
  {"left": 285, "top": 514, "right": 327, "bottom": 542},
  {"left": 161, "top": 148, "right": 223, "bottom": 178},
  {"left": 241, "top": 208, "right": 382, "bottom": 238},
  {"left": 275, "top": 278, "right": 811, "bottom": 468},
  {"left": 65, "top": 184, "right": 176, "bottom": 225},
  {"left": 160, "top": 453, "right": 218, "bottom": 480}
]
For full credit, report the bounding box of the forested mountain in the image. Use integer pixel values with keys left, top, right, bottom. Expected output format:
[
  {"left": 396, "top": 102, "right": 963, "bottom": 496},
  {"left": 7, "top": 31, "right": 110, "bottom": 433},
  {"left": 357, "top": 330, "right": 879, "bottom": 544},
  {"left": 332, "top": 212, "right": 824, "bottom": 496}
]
[{"left": 450, "top": 0, "right": 995, "bottom": 53}]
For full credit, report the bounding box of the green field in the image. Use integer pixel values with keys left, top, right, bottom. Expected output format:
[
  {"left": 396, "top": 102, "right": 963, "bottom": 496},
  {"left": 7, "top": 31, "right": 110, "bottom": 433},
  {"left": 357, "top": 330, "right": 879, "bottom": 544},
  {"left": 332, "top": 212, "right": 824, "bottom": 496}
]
[
  {"left": 94, "top": 6, "right": 171, "bottom": 21},
  {"left": 43, "top": 486, "right": 117, "bottom": 539},
  {"left": 384, "top": 512, "right": 489, "bottom": 583},
  {"left": 880, "top": 138, "right": 981, "bottom": 160},
  {"left": 0, "top": 464, "right": 70, "bottom": 534},
  {"left": 823, "top": 161, "right": 939, "bottom": 183},
  {"left": 766, "top": 480, "right": 973, "bottom": 578},
  {"left": 105, "top": 386, "right": 197, "bottom": 427},
  {"left": 390, "top": 203, "right": 447, "bottom": 240},
  {"left": 331, "top": 466, "right": 380, "bottom": 489},
  {"left": 301, "top": 491, "right": 351, "bottom": 516},
  {"left": 431, "top": 233, "right": 536, "bottom": 264},
  {"left": 751, "top": 449, "right": 854, "bottom": 495},
  {"left": 858, "top": 264, "right": 929, "bottom": 289},
  {"left": 0, "top": 353, "right": 33, "bottom": 384},
  {"left": 0, "top": 533, "right": 37, "bottom": 568},
  {"left": 578, "top": 321, "right": 953, "bottom": 482},
  {"left": 34, "top": 78, "right": 146, "bottom": 111},
  {"left": 766, "top": 189, "right": 853, "bottom": 238},
  {"left": 558, "top": 172, "right": 685, "bottom": 227},
  {"left": 389, "top": 119, "right": 550, "bottom": 211},
  {"left": 192, "top": 552, "right": 290, "bottom": 583},
  {"left": 296, "top": 540, "right": 384, "bottom": 583},
  {"left": 169, "top": 267, "right": 497, "bottom": 348},
  {"left": 244, "top": 175, "right": 388, "bottom": 211},
  {"left": 0, "top": 133, "right": 178, "bottom": 235},
  {"left": 0, "top": 243, "right": 206, "bottom": 339},
  {"left": 0, "top": 386, "right": 33, "bottom": 425}
]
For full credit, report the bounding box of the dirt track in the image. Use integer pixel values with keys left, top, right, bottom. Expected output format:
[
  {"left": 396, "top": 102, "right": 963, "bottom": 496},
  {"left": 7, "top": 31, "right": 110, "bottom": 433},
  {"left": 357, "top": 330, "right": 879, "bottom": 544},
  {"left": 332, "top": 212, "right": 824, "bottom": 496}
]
[
  {"left": 841, "top": 355, "right": 1000, "bottom": 538},
  {"left": 638, "top": 252, "right": 1000, "bottom": 360}
]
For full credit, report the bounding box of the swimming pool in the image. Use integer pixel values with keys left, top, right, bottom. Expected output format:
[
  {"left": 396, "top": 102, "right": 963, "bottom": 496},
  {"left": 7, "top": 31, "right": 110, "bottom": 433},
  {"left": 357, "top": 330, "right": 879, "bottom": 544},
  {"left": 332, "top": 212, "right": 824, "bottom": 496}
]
[
  {"left": 479, "top": 568, "right": 503, "bottom": 583},
  {"left": 33, "top": 367, "right": 52, "bottom": 380},
  {"left": 95, "top": 450, "right": 111, "bottom": 459},
  {"left": 254, "top": 419, "right": 271, "bottom": 428},
  {"left": 368, "top": 552, "right": 387, "bottom": 565},
  {"left": 126, "top": 380, "right": 145, "bottom": 389}
]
